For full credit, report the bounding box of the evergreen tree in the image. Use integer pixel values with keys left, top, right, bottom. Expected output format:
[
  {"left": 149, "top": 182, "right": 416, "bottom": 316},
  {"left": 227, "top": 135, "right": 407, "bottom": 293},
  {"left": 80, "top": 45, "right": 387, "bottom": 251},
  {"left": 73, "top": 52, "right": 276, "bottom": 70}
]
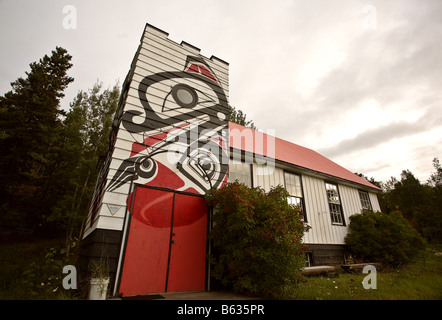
[
  {"left": 422, "top": 158, "right": 442, "bottom": 243},
  {"left": 380, "top": 162, "right": 442, "bottom": 243},
  {"left": 428, "top": 158, "right": 442, "bottom": 189},
  {"left": 0, "top": 47, "right": 74, "bottom": 241},
  {"left": 0, "top": 47, "right": 73, "bottom": 189}
]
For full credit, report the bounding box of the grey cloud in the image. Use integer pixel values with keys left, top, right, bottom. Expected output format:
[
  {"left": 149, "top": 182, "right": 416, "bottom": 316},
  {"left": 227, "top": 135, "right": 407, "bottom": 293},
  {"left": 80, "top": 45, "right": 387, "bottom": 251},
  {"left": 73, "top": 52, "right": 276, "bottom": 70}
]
[
  {"left": 316, "top": 121, "right": 423, "bottom": 158},
  {"left": 316, "top": 106, "right": 442, "bottom": 158}
]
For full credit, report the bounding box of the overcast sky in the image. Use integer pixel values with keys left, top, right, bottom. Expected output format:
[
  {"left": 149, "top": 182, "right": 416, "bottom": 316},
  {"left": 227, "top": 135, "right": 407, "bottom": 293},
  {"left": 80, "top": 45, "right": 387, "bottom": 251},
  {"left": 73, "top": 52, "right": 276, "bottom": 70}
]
[{"left": 1, "top": 0, "right": 441, "bottom": 183}]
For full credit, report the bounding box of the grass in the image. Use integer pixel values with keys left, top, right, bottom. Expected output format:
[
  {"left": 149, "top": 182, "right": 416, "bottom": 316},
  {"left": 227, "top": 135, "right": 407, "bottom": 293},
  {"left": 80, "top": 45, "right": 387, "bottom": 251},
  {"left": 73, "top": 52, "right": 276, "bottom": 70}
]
[
  {"left": 293, "top": 246, "right": 442, "bottom": 300},
  {"left": 1, "top": 240, "right": 441, "bottom": 300}
]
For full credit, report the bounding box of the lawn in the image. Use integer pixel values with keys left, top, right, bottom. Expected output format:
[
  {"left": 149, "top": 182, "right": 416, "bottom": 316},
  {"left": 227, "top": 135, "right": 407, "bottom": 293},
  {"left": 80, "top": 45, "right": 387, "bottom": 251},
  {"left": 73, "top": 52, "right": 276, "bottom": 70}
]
[{"left": 293, "top": 246, "right": 442, "bottom": 300}]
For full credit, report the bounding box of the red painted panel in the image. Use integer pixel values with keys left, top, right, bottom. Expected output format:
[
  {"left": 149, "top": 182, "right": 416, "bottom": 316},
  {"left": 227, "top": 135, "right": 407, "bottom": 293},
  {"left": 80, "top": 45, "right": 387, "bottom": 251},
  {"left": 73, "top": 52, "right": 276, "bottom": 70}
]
[
  {"left": 119, "top": 188, "right": 174, "bottom": 296},
  {"left": 119, "top": 187, "right": 208, "bottom": 296},
  {"left": 146, "top": 161, "right": 185, "bottom": 191},
  {"left": 167, "top": 193, "right": 207, "bottom": 292}
]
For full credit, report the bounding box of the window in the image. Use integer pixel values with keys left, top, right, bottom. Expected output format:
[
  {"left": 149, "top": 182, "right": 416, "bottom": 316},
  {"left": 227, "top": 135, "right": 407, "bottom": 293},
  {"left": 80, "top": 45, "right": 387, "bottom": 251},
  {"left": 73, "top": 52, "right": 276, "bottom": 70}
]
[
  {"left": 359, "top": 190, "right": 372, "bottom": 211},
  {"left": 228, "top": 162, "right": 252, "bottom": 187},
  {"left": 305, "top": 252, "right": 313, "bottom": 267},
  {"left": 325, "top": 183, "right": 345, "bottom": 225},
  {"left": 284, "top": 172, "right": 307, "bottom": 221}
]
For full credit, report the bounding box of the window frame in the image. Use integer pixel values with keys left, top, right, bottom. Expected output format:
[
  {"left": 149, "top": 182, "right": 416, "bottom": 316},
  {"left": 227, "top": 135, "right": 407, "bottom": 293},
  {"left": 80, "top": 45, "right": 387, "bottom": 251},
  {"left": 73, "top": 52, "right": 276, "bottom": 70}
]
[
  {"left": 305, "top": 252, "right": 313, "bottom": 267},
  {"left": 358, "top": 190, "right": 373, "bottom": 211},
  {"left": 284, "top": 171, "right": 307, "bottom": 222},
  {"left": 325, "top": 182, "right": 346, "bottom": 226}
]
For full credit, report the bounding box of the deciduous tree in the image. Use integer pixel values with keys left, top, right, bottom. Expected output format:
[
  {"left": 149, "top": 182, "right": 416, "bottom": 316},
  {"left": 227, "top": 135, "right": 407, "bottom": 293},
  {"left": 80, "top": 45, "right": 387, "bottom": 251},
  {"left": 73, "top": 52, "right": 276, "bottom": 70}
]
[{"left": 206, "top": 182, "right": 309, "bottom": 298}]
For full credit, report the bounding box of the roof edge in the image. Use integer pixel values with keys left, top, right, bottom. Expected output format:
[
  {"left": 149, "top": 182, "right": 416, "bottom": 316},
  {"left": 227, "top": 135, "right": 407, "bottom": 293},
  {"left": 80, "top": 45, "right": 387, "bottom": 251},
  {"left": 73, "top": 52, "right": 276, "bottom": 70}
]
[
  {"left": 229, "top": 147, "right": 382, "bottom": 192},
  {"left": 228, "top": 122, "right": 382, "bottom": 192}
]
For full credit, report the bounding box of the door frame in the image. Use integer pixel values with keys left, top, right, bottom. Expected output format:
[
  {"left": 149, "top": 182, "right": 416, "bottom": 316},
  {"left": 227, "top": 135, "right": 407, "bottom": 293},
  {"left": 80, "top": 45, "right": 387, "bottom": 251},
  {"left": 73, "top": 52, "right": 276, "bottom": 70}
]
[{"left": 113, "top": 184, "right": 210, "bottom": 296}]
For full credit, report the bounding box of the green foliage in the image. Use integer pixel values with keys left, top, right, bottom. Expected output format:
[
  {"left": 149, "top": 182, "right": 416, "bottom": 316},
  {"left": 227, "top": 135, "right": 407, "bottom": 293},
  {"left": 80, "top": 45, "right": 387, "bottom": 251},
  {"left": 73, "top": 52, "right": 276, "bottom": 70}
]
[
  {"left": 51, "top": 82, "right": 120, "bottom": 250},
  {"left": 88, "top": 248, "right": 110, "bottom": 280},
  {"left": 345, "top": 210, "right": 425, "bottom": 267},
  {"left": 379, "top": 162, "right": 442, "bottom": 244},
  {"left": 0, "top": 47, "right": 73, "bottom": 186},
  {"left": 423, "top": 158, "right": 442, "bottom": 243},
  {"left": 0, "top": 48, "right": 119, "bottom": 244},
  {"left": 205, "top": 181, "right": 310, "bottom": 299},
  {"left": 428, "top": 157, "right": 442, "bottom": 189},
  {"left": 0, "top": 47, "right": 74, "bottom": 241},
  {"left": 0, "top": 239, "right": 78, "bottom": 299},
  {"left": 228, "top": 105, "right": 257, "bottom": 129}
]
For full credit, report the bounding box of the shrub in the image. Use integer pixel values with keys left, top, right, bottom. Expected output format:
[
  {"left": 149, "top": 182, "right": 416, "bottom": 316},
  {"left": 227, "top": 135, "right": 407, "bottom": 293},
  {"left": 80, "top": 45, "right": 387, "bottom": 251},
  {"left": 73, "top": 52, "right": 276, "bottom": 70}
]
[
  {"left": 345, "top": 210, "right": 425, "bottom": 267},
  {"left": 205, "top": 181, "right": 310, "bottom": 299}
]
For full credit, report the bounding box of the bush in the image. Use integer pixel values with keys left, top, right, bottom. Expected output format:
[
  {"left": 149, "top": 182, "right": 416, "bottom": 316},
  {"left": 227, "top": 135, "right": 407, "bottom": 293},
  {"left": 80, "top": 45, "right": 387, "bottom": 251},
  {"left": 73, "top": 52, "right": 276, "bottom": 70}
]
[
  {"left": 205, "top": 182, "right": 310, "bottom": 299},
  {"left": 345, "top": 210, "right": 425, "bottom": 267}
]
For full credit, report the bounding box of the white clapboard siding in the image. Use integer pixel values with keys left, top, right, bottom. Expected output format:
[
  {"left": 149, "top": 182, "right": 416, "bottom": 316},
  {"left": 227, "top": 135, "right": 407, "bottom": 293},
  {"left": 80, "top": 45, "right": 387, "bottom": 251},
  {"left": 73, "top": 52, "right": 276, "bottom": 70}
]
[
  {"left": 127, "top": 68, "right": 228, "bottom": 105},
  {"left": 83, "top": 24, "right": 229, "bottom": 238},
  {"left": 369, "top": 192, "right": 381, "bottom": 211},
  {"left": 137, "top": 43, "right": 229, "bottom": 88},
  {"left": 252, "top": 163, "right": 285, "bottom": 191},
  {"left": 137, "top": 32, "right": 229, "bottom": 95},
  {"left": 302, "top": 174, "right": 332, "bottom": 244},
  {"left": 245, "top": 162, "right": 382, "bottom": 245},
  {"left": 142, "top": 29, "right": 229, "bottom": 82}
]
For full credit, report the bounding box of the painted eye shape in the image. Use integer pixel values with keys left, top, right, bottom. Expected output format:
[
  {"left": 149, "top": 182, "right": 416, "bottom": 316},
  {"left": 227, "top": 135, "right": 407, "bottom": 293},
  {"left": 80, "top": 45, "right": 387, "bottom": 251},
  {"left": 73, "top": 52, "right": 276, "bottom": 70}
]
[
  {"left": 171, "top": 83, "right": 198, "bottom": 108},
  {"left": 136, "top": 157, "right": 157, "bottom": 179}
]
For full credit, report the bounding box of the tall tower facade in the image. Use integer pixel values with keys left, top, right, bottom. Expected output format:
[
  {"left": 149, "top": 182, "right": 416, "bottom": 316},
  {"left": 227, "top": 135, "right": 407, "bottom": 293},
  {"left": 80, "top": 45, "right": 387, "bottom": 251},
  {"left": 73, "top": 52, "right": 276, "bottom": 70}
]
[{"left": 80, "top": 23, "right": 229, "bottom": 296}]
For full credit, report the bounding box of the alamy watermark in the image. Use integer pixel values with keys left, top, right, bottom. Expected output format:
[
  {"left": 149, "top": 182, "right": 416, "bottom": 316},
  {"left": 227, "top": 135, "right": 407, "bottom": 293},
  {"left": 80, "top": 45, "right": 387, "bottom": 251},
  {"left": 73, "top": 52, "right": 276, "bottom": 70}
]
[
  {"left": 363, "top": 5, "right": 377, "bottom": 30},
  {"left": 61, "top": 263, "right": 377, "bottom": 292},
  {"left": 362, "top": 264, "right": 377, "bottom": 289},
  {"left": 165, "top": 124, "right": 276, "bottom": 175},
  {"left": 62, "top": 265, "right": 77, "bottom": 290},
  {"left": 62, "top": 5, "right": 77, "bottom": 30}
]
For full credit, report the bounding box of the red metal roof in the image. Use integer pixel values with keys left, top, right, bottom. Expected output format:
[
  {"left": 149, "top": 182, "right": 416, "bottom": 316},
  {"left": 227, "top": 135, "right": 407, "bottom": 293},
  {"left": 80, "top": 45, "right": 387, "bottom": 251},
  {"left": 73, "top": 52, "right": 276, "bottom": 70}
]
[{"left": 228, "top": 122, "right": 381, "bottom": 191}]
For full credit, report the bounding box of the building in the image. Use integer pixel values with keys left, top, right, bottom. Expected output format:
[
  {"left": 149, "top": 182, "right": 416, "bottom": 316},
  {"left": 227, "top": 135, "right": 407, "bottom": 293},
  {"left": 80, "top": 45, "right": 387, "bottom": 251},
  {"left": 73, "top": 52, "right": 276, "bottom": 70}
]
[
  {"left": 79, "top": 23, "right": 381, "bottom": 297},
  {"left": 228, "top": 121, "right": 381, "bottom": 268}
]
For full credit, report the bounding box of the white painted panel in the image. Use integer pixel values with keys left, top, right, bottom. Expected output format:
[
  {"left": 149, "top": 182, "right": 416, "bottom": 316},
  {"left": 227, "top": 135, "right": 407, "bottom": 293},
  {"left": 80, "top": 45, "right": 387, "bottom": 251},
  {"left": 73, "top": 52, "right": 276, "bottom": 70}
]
[
  {"left": 369, "top": 192, "right": 381, "bottom": 211},
  {"left": 253, "top": 163, "right": 285, "bottom": 192},
  {"left": 301, "top": 175, "right": 315, "bottom": 244},
  {"left": 301, "top": 175, "right": 317, "bottom": 243},
  {"left": 96, "top": 215, "right": 125, "bottom": 231},
  {"left": 340, "top": 185, "right": 362, "bottom": 219},
  {"left": 83, "top": 217, "right": 99, "bottom": 239},
  {"left": 302, "top": 175, "right": 335, "bottom": 244},
  {"left": 144, "top": 25, "right": 169, "bottom": 39},
  {"left": 228, "top": 160, "right": 252, "bottom": 187},
  {"left": 101, "top": 192, "right": 129, "bottom": 209}
]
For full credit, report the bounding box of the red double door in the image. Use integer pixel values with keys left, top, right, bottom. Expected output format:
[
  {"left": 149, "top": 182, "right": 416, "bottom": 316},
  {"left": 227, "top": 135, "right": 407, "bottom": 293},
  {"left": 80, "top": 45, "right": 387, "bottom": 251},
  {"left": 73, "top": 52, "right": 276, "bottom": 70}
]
[{"left": 118, "top": 187, "right": 208, "bottom": 296}]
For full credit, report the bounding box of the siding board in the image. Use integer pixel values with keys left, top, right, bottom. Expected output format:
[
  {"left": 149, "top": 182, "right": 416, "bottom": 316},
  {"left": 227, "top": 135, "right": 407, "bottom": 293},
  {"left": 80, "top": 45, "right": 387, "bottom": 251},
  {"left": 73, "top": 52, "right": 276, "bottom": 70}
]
[
  {"left": 369, "top": 192, "right": 381, "bottom": 211},
  {"left": 141, "top": 30, "right": 229, "bottom": 80}
]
